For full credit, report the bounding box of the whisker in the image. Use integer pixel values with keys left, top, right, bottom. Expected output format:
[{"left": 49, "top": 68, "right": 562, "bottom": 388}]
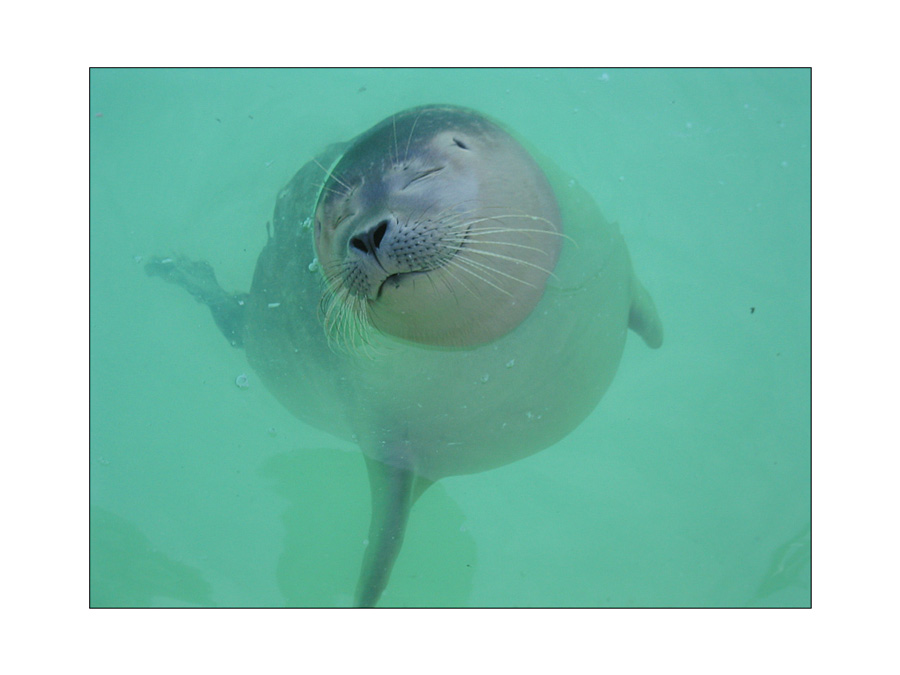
[
  {"left": 312, "top": 182, "right": 349, "bottom": 198},
  {"left": 454, "top": 252, "right": 538, "bottom": 287},
  {"left": 433, "top": 262, "right": 481, "bottom": 300},
  {"left": 403, "top": 110, "right": 423, "bottom": 167},
  {"left": 452, "top": 253, "right": 540, "bottom": 292},
  {"left": 392, "top": 115, "right": 400, "bottom": 168},
  {"left": 439, "top": 235, "right": 549, "bottom": 256},
  {"left": 427, "top": 207, "right": 576, "bottom": 245},
  {"left": 450, "top": 225, "right": 577, "bottom": 246},
  {"left": 318, "top": 266, "right": 383, "bottom": 356},
  {"left": 313, "top": 158, "right": 352, "bottom": 192},
  {"left": 453, "top": 214, "right": 560, "bottom": 231},
  {"left": 452, "top": 245, "right": 559, "bottom": 280},
  {"left": 443, "top": 257, "right": 516, "bottom": 298}
]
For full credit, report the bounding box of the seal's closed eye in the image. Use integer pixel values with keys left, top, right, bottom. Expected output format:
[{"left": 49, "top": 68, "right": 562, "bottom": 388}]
[{"left": 402, "top": 167, "right": 444, "bottom": 190}]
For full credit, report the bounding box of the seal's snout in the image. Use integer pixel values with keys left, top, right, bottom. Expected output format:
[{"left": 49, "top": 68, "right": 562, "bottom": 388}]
[{"left": 349, "top": 219, "right": 391, "bottom": 257}]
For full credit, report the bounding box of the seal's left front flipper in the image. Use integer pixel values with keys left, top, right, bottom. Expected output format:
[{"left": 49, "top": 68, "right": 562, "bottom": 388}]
[
  {"left": 145, "top": 256, "right": 249, "bottom": 348},
  {"left": 354, "top": 455, "right": 432, "bottom": 607},
  {"left": 628, "top": 275, "right": 663, "bottom": 349}
]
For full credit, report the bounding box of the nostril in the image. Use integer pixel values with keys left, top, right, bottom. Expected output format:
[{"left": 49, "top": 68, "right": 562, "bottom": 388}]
[
  {"left": 350, "top": 220, "right": 390, "bottom": 256},
  {"left": 350, "top": 236, "right": 368, "bottom": 254},
  {"left": 372, "top": 220, "right": 388, "bottom": 249}
]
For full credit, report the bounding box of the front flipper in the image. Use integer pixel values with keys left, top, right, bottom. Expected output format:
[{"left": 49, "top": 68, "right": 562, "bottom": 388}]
[
  {"left": 355, "top": 455, "right": 432, "bottom": 607},
  {"left": 145, "top": 256, "right": 249, "bottom": 348},
  {"left": 628, "top": 275, "right": 663, "bottom": 349}
]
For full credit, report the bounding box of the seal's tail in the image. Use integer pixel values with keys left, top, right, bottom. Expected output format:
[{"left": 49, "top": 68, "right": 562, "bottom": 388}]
[
  {"left": 354, "top": 456, "right": 432, "bottom": 607},
  {"left": 628, "top": 275, "right": 663, "bottom": 349}
]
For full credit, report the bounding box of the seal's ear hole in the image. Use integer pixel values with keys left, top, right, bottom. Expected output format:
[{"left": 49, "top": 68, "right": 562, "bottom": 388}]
[{"left": 453, "top": 137, "right": 469, "bottom": 150}]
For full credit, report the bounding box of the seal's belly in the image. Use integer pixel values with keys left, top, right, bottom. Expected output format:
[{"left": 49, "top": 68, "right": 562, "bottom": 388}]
[
  {"left": 246, "top": 136, "right": 636, "bottom": 481},
  {"left": 344, "top": 214, "right": 632, "bottom": 479}
]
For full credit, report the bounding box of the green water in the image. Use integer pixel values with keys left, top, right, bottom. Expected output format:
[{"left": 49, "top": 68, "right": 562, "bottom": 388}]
[{"left": 89, "top": 68, "right": 810, "bottom": 607}]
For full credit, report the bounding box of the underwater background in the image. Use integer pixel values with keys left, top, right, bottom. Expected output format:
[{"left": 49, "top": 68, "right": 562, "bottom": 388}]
[{"left": 89, "top": 67, "right": 810, "bottom": 607}]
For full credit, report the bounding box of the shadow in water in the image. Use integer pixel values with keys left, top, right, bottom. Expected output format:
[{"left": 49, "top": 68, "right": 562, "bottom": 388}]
[
  {"left": 261, "top": 448, "right": 477, "bottom": 607},
  {"left": 750, "top": 522, "right": 810, "bottom": 606},
  {"left": 90, "top": 507, "right": 214, "bottom": 607}
]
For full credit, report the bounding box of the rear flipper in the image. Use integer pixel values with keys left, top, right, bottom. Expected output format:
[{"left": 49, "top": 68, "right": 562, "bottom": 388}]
[
  {"left": 355, "top": 455, "right": 432, "bottom": 607},
  {"left": 145, "top": 256, "right": 248, "bottom": 348},
  {"left": 628, "top": 275, "right": 663, "bottom": 349}
]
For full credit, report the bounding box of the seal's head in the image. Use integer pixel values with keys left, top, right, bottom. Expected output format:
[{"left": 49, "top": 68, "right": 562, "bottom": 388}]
[{"left": 314, "top": 105, "right": 562, "bottom": 348}]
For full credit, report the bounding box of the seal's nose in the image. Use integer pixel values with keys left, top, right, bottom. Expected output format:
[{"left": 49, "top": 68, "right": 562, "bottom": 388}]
[{"left": 349, "top": 219, "right": 390, "bottom": 256}]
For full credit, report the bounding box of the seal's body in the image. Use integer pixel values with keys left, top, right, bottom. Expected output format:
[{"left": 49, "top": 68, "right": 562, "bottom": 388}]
[{"left": 147, "top": 105, "right": 662, "bottom": 606}]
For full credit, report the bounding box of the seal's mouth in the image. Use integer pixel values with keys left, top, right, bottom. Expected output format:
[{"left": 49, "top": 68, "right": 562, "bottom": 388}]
[
  {"left": 374, "top": 270, "right": 425, "bottom": 299},
  {"left": 375, "top": 273, "right": 399, "bottom": 299},
  {"left": 372, "top": 233, "right": 468, "bottom": 301}
]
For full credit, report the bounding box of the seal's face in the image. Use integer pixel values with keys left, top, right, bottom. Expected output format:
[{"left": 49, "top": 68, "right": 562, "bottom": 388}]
[{"left": 314, "top": 106, "right": 562, "bottom": 348}]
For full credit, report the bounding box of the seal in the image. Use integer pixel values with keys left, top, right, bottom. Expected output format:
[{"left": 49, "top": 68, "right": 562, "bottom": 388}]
[{"left": 147, "top": 104, "right": 663, "bottom": 607}]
